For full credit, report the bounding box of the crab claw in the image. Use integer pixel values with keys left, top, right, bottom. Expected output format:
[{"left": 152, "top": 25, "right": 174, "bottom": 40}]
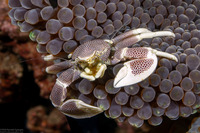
[
  {"left": 50, "top": 68, "right": 80, "bottom": 107},
  {"left": 114, "top": 54, "right": 158, "bottom": 88},
  {"left": 59, "top": 99, "right": 103, "bottom": 119}
]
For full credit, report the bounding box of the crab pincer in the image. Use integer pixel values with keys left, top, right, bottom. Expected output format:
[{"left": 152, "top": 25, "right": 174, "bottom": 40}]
[
  {"left": 113, "top": 47, "right": 178, "bottom": 87},
  {"left": 113, "top": 48, "right": 178, "bottom": 89},
  {"left": 110, "top": 29, "right": 178, "bottom": 88}
]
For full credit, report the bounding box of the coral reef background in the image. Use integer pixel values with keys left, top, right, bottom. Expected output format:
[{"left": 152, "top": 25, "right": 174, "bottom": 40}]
[{"left": 1, "top": 0, "right": 200, "bottom": 132}]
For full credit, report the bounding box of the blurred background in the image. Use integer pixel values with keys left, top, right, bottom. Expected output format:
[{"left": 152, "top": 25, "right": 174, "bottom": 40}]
[{"left": 1, "top": 0, "right": 200, "bottom": 133}]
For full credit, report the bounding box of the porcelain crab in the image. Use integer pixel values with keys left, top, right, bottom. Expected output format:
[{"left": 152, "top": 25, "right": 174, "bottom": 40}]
[{"left": 44, "top": 28, "right": 178, "bottom": 118}]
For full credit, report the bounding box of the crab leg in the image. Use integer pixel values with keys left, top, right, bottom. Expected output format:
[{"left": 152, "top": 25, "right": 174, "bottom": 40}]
[
  {"left": 111, "top": 28, "right": 151, "bottom": 44},
  {"left": 50, "top": 68, "right": 103, "bottom": 118},
  {"left": 43, "top": 52, "right": 68, "bottom": 61},
  {"left": 59, "top": 99, "right": 103, "bottom": 119},
  {"left": 111, "top": 47, "right": 178, "bottom": 64},
  {"left": 113, "top": 30, "right": 175, "bottom": 49},
  {"left": 113, "top": 47, "right": 178, "bottom": 88},
  {"left": 46, "top": 60, "right": 73, "bottom": 74}
]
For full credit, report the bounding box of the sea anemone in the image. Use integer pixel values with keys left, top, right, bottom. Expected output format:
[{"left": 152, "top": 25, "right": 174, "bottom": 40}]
[{"left": 8, "top": 0, "right": 200, "bottom": 127}]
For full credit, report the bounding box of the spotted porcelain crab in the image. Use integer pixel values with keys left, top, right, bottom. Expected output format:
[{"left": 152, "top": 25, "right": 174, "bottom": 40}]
[{"left": 44, "top": 28, "right": 178, "bottom": 118}]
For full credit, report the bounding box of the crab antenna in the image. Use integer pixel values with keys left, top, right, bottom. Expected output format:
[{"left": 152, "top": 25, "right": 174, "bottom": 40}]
[
  {"left": 110, "top": 17, "right": 133, "bottom": 41},
  {"left": 137, "top": 31, "right": 175, "bottom": 41},
  {"left": 149, "top": 48, "right": 178, "bottom": 62}
]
